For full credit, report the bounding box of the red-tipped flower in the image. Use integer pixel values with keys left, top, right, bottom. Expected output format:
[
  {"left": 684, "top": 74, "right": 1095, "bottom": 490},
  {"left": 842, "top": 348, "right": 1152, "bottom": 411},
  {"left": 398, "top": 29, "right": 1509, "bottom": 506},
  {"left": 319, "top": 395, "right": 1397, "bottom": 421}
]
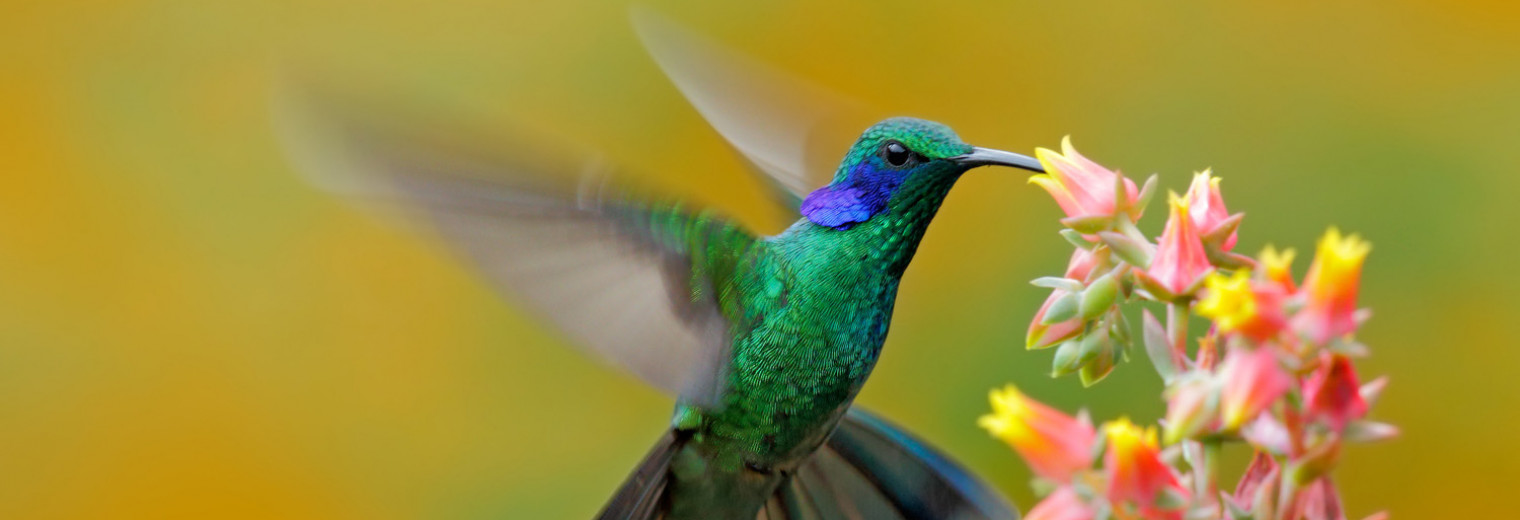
[
  {"left": 1030, "top": 137, "right": 1141, "bottom": 221},
  {"left": 1303, "top": 354, "right": 1368, "bottom": 432},
  {"left": 1137, "top": 194, "right": 1213, "bottom": 298},
  {"left": 1182, "top": 170, "right": 1238, "bottom": 251},
  {"left": 1218, "top": 346, "right": 1292, "bottom": 431},
  {"left": 1293, "top": 228, "right": 1370, "bottom": 344},
  {"left": 978, "top": 385, "right": 1097, "bottom": 482},
  {"left": 1028, "top": 248, "right": 1100, "bottom": 349},
  {"left": 1025, "top": 486, "right": 1096, "bottom": 520},
  {"left": 1102, "top": 418, "right": 1188, "bottom": 517}
]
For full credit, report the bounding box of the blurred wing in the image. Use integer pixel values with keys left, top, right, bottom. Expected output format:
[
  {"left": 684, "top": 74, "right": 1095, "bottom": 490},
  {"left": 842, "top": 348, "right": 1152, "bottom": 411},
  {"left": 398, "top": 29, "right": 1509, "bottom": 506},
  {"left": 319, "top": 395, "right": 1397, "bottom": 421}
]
[
  {"left": 632, "top": 7, "right": 876, "bottom": 211},
  {"left": 275, "top": 97, "right": 756, "bottom": 407}
]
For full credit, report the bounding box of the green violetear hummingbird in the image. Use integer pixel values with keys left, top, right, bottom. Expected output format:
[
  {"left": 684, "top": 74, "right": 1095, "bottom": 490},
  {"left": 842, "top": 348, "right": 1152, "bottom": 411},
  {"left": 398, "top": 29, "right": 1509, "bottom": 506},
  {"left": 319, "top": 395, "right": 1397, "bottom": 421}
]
[{"left": 278, "top": 10, "right": 1045, "bottom": 520}]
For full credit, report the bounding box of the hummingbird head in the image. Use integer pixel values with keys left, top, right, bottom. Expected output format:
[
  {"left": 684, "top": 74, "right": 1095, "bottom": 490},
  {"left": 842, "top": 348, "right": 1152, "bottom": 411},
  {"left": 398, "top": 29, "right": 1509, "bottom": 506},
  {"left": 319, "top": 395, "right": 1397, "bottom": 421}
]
[{"left": 800, "top": 117, "right": 1043, "bottom": 230}]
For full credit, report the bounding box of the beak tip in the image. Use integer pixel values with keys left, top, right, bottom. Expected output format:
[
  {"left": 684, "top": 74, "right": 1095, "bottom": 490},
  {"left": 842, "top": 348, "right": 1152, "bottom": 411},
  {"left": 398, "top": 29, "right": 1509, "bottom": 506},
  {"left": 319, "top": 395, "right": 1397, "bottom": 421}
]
[{"left": 955, "top": 147, "right": 1045, "bottom": 173}]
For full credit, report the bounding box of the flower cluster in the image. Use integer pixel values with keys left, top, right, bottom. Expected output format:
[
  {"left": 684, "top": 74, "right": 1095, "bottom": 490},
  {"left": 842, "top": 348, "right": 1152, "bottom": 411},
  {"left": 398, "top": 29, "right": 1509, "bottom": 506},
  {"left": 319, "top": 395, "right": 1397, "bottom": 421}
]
[{"left": 986, "top": 139, "right": 1393, "bottom": 520}]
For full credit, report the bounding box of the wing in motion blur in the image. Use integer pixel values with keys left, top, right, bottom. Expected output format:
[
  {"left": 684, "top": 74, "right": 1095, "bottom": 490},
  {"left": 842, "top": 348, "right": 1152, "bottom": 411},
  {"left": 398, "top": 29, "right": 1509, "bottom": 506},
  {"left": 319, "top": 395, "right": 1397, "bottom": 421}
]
[
  {"left": 632, "top": 7, "right": 877, "bottom": 212},
  {"left": 274, "top": 91, "right": 757, "bottom": 408}
]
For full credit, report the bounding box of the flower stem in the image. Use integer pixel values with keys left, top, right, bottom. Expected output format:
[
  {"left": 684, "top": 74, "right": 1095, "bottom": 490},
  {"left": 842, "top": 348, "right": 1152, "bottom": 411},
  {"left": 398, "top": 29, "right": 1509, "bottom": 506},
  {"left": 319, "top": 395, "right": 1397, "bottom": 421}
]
[
  {"left": 1115, "top": 214, "right": 1153, "bottom": 251},
  {"left": 1166, "top": 302, "right": 1190, "bottom": 369},
  {"left": 1203, "top": 439, "right": 1222, "bottom": 514},
  {"left": 1276, "top": 400, "right": 1308, "bottom": 520},
  {"left": 1276, "top": 470, "right": 1302, "bottom": 520}
]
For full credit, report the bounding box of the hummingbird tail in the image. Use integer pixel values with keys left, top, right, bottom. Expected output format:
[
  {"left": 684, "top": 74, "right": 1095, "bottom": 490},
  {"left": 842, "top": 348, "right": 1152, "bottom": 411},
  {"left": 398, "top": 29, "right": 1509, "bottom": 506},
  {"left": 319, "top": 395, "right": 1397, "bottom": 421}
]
[
  {"left": 596, "top": 429, "right": 686, "bottom": 520},
  {"left": 596, "top": 408, "right": 1019, "bottom": 520},
  {"left": 780, "top": 408, "right": 1020, "bottom": 520}
]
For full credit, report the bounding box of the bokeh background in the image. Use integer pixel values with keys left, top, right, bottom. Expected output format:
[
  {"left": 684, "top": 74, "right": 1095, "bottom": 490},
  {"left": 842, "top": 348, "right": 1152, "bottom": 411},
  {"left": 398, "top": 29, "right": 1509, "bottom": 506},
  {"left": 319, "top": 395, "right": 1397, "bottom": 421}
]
[{"left": 4, "top": 0, "right": 1517, "bottom": 518}]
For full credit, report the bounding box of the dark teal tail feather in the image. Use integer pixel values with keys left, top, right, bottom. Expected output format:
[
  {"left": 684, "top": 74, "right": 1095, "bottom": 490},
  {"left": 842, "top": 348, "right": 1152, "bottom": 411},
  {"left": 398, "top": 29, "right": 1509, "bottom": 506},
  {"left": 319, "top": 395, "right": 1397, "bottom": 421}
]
[
  {"left": 790, "top": 444, "right": 906, "bottom": 520},
  {"left": 596, "top": 408, "right": 1018, "bottom": 520},
  {"left": 597, "top": 430, "right": 685, "bottom": 520},
  {"left": 814, "top": 408, "right": 1018, "bottom": 520}
]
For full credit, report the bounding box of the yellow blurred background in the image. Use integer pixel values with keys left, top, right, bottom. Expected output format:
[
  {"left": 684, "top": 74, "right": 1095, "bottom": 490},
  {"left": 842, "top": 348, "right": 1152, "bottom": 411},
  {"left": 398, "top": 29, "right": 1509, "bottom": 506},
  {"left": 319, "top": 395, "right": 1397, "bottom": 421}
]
[{"left": 4, "top": 0, "right": 1517, "bottom": 517}]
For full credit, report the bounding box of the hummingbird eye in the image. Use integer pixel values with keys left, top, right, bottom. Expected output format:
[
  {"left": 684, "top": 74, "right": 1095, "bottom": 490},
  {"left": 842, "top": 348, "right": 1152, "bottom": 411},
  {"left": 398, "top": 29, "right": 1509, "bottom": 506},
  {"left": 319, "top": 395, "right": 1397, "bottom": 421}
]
[{"left": 881, "top": 141, "right": 916, "bottom": 168}]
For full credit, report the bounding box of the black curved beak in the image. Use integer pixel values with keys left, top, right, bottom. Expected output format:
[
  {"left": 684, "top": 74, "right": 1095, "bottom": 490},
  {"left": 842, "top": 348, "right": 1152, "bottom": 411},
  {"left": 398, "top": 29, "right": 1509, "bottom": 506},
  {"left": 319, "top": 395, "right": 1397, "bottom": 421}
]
[{"left": 951, "top": 147, "right": 1044, "bottom": 172}]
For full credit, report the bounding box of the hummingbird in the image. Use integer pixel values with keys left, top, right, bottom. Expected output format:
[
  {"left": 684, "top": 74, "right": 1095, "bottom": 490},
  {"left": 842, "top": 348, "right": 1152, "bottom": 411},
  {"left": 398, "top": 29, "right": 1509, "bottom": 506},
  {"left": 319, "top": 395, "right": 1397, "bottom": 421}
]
[{"left": 276, "top": 9, "right": 1046, "bottom": 520}]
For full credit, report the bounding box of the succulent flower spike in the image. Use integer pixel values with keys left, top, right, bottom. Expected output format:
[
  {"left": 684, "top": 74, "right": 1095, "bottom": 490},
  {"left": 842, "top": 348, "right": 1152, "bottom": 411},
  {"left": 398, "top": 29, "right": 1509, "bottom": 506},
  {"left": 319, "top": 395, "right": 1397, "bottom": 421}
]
[
  {"left": 978, "top": 385, "right": 1097, "bottom": 482},
  {"left": 1293, "top": 228, "right": 1371, "bottom": 345},
  {"left": 1031, "top": 136, "right": 1142, "bottom": 227},
  {"left": 1004, "top": 140, "right": 1390, "bottom": 520}
]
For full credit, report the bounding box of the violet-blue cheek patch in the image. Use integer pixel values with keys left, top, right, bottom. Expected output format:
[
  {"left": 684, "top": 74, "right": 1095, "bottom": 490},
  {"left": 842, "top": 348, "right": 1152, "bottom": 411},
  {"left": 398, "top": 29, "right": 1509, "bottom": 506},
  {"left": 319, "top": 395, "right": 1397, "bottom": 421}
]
[{"left": 800, "top": 163, "right": 904, "bottom": 230}]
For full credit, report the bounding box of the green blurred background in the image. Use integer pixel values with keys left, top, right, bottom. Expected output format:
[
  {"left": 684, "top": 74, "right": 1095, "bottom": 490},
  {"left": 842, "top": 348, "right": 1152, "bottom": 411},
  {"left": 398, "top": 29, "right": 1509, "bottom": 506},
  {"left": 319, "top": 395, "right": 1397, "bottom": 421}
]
[{"left": 3, "top": 0, "right": 1516, "bottom": 518}]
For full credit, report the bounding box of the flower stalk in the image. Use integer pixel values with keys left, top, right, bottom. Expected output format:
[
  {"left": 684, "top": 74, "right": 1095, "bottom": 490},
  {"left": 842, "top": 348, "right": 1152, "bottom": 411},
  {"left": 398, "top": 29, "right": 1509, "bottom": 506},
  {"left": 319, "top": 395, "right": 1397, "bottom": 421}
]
[
  {"left": 1166, "top": 302, "right": 1189, "bottom": 373},
  {"left": 985, "top": 138, "right": 1392, "bottom": 520}
]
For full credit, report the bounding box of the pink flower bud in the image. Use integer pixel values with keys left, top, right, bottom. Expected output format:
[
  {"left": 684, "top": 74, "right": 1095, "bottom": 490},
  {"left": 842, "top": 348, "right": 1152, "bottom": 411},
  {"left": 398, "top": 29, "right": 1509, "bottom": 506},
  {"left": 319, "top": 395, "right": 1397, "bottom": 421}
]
[
  {"left": 1292, "top": 228, "right": 1370, "bottom": 344},
  {"left": 1162, "top": 374, "right": 1218, "bottom": 444},
  {"left": 1030, "top": 137, "right": 1141, "bottom": 221},
  {"left": 1101, "top": 418, "right": 1188, "bottom": 515},
  {"left": 1218, "top": 346, "right": 1291, "bottom": 431},
  {"left": 1137, "top": 194, "right": 1213, "bottom": 298},
  {"left": 1029, "top": 249, "right": 1100, "bottom": 349},
  {"left": 1232, "top": 451, "right": 1281, "bottom": 514},
  {"left": 978, "top": 385, "right": 1097, "bottom": 482},
  {"left": 1289, "top": 478, "right": 1347, "bottom": 520},
  {"left": 1182, "top": 170, "right": 1238, "bottom": 251},
  {"left": 1303, "top": 354, "right": 1368, "bottom": 432},
  {"left": 1025, "top": 486, "right": 1095, "bottom": 520}
]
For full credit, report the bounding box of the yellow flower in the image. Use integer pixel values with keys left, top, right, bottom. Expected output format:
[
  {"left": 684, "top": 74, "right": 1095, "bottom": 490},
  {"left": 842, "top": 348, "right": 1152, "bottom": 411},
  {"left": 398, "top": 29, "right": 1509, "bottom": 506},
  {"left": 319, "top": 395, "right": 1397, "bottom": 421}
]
[
  {"left": 978, "top": 384, "right": 1096, "bottom": 483},
  {"left": 1304, "top": 228, "right": 1370, "bottom": 302},
  {"left": 1102, "top": 416, "right": 1159, "bottom": 453},
  {"left": 1197, "top": 271, "right": 1257, "bottom": 332},
  {"left": 1101, "top": 417, "right": 1187, "bottom": 511},
  {"left": 1197, "top": 270, "right": 1288, "bottom": 341},
  {"left": 1293, "top": 228, "right": 1371, "bottom": 344}
]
